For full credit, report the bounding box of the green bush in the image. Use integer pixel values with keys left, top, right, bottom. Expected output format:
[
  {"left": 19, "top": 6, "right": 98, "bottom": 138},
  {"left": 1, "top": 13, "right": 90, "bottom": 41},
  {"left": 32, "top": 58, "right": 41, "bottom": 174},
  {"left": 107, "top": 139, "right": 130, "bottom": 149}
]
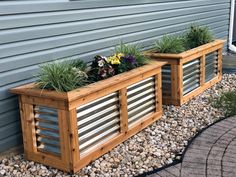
[
  {"left": 184, "top": 24, "right": 214, "bottom": 49},
  {"left": 36, "top": 60, "right": 88, "bottom": 92},
  {"left": 154, "top": 35, "right": 185, "bottom": 54},
  {"left": 211, "top": 90, "right": 236, "bottom": 117}
]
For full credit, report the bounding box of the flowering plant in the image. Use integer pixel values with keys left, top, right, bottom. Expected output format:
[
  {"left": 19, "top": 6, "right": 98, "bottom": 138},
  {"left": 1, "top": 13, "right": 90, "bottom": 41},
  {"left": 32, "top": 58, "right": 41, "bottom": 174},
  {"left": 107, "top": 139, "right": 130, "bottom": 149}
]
[
  {"left": 107, "top": 53, "right": 124, "bottom": 65},
  {"left": 89, "top": 55, "right": 115, "bottom": 81},
  {"left": 89, "top": 43, "right": 148, "bottom": 81}
]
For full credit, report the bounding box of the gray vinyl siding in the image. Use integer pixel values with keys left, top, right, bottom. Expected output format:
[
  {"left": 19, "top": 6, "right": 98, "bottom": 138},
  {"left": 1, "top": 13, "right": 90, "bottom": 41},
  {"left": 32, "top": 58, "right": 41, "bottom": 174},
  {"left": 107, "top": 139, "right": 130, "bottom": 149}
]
[{"left": 0, "top": 0, "right": 231, "bottom": 152}]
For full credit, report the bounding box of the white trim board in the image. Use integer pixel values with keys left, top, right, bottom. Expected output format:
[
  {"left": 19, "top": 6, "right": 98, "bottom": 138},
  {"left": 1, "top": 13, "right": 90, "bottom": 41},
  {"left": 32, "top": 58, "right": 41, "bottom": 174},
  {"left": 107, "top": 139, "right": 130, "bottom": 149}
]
[{"left": 229, "top": 0, "right": 236, "bottom": 52}]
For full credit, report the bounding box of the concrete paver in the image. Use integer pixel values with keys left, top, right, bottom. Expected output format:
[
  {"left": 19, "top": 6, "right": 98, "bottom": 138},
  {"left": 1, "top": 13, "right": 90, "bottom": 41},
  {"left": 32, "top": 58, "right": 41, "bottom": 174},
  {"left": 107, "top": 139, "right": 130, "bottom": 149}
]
[{"left": 145, "top": 116, "right": 236, "bottom": 177}]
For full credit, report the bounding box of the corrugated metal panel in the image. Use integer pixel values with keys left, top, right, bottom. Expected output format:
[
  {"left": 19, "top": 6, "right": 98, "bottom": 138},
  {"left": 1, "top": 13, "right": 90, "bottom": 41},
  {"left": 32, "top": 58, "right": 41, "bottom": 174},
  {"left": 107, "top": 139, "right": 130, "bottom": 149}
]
[
  {"left": 0, "top": 0, "right": 230, "bottom": 152},
  {"left": 205, "top": 51, "right": 219, "bottom": 82},
  {"left": 34, "top": 106, "right": 61, "bottom": 155},
  {"left": 162, "top": 65, "right": 172, "bottom": 97},
  {"left": 183, "top": 59, "right": 201, "bottom": 95},
  {"left": 77, "top": 93, "right": 120, "bottom": 156},
  {"left": 127, "top": 77, "right": 156, "bottom": 126}
]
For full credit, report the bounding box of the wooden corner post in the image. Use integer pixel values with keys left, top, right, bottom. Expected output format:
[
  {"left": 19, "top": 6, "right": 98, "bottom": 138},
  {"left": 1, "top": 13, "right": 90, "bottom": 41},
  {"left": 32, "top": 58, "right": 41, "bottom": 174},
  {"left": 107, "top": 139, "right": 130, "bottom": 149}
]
[
  {"left": 58, "top": 109, "right": 80, "bottom": 172},
  {"left": 119, "top": 88, "right": 128, "bottom": 133},
  {"left": 19, "top": 95, "right": 37, "bottom": 158},
  {"left": 218, "top": 47, "right": 223, "bottom": 80},
  {"left": 200, "top": 54, "right": 206, "bottom": 86},
  {"left": 155, "top": 69, "right": 162, "bottom": 112}
]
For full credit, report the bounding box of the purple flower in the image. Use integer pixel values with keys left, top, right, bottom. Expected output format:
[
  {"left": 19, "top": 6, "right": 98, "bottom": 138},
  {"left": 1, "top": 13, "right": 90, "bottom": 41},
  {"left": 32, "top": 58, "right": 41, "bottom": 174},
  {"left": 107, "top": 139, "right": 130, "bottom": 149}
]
[{"left": 122, "top": 55, "right": 136, "bottom": 65}]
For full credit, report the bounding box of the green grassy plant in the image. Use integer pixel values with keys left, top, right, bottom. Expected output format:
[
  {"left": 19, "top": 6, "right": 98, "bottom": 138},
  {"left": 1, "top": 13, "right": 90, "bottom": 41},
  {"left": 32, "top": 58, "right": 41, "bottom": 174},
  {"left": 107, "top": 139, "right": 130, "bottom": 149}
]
[
  {"left": 36, "top": 60, "right": 88, "bottom": 92},
  {"left": 154, "top": 35, "right": 185, "bottom": 54},
  {"left": 211, "top": 90, "right": 236, "bottom": 117},
  {"left": 184, "top": 24, "right": 214, "bottom": 49}
]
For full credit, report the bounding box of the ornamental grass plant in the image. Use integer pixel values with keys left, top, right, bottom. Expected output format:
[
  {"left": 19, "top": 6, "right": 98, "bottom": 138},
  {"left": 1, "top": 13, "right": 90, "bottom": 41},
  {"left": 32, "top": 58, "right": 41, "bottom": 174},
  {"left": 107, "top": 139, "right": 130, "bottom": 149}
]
[
  {"left": 211, "top": 90, "right": 236, "bottom": 117},
  {"left": 154, "top": 35, "right": 185, "bottom": 54},
  {"left": 184, "top": 24, "right": 214, "bottom": 49},
  {"left": 36, "top": 60, "right": 89, "bottom": 92},
  {"left": 153, "top": 24, "right": 214, "bottom": 54}
]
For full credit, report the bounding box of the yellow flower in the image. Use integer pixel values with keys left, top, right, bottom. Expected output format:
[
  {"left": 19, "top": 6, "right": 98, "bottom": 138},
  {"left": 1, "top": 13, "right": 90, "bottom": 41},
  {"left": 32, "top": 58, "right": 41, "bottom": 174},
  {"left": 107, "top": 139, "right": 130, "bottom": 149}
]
[
  {"left": 117, "top": 53, "right": 124, "bottom": 59},
  {"left": 112, "top": 58, "right": 121, "bottom": 64},
  {"left": 107, "top": 53, "right": 124, "bottom": 65}
]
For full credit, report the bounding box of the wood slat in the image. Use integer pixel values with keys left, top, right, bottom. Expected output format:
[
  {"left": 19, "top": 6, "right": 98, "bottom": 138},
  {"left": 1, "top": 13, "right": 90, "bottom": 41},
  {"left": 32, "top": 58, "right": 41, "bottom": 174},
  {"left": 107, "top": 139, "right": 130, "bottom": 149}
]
[
  {"left": 58, "top": 110, "right": 73, "bottom": 171},
  {"left": 68, "top": 109, "right": 80, "bottom": 167},
  {"left": 155, "top": 73, "right": 162, "bottom": 112},
  {"left": 119, "top": 88, "right": 128, "bottom": 133},
  {"left": 20, "top": 100, "right": 37, "bottom": 158},
  {"left": 200, "top": 54, "right": 206, "bottom": 86}
]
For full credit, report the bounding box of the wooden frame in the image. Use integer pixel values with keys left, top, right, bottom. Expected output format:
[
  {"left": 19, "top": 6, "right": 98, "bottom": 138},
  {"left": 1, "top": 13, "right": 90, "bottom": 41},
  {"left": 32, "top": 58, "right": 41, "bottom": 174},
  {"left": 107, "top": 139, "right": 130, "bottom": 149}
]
[
  {"left": 11, "top": 61, "right": 166, "bottom": 173},
  {"left": 144, "top": 40, "right": 225, "bottom": 106}
]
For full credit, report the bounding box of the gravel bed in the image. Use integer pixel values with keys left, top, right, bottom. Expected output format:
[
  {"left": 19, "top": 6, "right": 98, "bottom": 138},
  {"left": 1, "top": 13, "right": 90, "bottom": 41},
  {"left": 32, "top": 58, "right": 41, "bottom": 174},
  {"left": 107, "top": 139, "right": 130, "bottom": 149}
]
[{"left": 1, "top": 74, "right": 236, "bottom": 177}]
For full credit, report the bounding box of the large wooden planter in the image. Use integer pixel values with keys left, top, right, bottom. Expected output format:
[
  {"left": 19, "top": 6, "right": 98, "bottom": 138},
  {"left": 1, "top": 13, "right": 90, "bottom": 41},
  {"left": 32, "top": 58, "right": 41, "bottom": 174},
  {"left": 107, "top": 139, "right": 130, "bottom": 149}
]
[
  {"left": 144, "top": 40, "right": 225, "bottom": 106},
  {"left": 10, "top": 61, "right": 166, "bottom": 173}
]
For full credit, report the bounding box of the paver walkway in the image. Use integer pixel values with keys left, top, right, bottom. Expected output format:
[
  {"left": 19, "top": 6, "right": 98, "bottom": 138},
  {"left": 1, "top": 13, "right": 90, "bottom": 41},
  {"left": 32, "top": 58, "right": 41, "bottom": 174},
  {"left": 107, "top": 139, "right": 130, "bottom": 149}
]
[{"left": 146, "top": 116, "right": 236, "bottom": 177}]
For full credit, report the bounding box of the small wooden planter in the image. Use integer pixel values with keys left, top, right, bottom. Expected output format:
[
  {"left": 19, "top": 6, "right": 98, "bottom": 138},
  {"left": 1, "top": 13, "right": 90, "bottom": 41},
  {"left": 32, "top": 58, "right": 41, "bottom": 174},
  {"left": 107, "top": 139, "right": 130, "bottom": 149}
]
[
  {"left": 10, "top": 61, "right": 166, "bottom": 173},
  {"left": 144, "top": 40, "right": 225, "bottom": 106}
]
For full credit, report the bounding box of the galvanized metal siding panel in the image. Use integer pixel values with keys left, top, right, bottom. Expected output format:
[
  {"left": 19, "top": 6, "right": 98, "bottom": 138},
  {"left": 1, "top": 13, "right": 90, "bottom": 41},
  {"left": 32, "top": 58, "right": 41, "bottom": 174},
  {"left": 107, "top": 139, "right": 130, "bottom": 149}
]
[
  {"left": 34, "top": 106, "right": 61, "bottom": 155},
  {"left": 77, "top": 93, "right": 120, "bottom": 155},
  {"left": 0, "top": 0, "right": 231, "bottom": 152},
  {"left": 127, "top": 77, "right": 156, "bottom": 126}
]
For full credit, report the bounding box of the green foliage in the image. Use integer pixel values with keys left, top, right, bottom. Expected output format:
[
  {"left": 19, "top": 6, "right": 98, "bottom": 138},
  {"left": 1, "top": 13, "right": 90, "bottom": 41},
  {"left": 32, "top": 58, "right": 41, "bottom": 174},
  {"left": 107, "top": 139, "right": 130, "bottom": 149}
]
[
  {"left": 211, "top": 90, "right": 236, "bottom": 117},
  {"left": 184, "top": 24, "right": 214, "bottom": 49},
  {"left": 114, "top": 43, "right": 149, "bottom": 66},
  {"left": 36, "top": 60, "right": 88, "bottom": 92},
  {"left": 70, "top": 59, "right": 88, "bottom": 72},
  {"left": 154, "top": 35, "right": 185, "bottom": 54}
]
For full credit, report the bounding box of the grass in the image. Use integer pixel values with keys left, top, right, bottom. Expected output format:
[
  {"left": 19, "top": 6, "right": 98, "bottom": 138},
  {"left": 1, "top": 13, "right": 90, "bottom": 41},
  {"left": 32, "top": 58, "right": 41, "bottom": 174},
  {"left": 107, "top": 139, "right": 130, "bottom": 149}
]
[
  {"left": 36, "top": 60, "right": 88, "bottom": 92},
  {"left": 184, "top": 24, "right": 214, "bottom": 49},
  {"left": 154, "top": 35, "right": 185, "bottom": 54},
  {"left": 153, "top": 24, "right": 214, "bottom": 54},
  {"left": 211, "top": 90, "right": 236, "bottom": 117}
]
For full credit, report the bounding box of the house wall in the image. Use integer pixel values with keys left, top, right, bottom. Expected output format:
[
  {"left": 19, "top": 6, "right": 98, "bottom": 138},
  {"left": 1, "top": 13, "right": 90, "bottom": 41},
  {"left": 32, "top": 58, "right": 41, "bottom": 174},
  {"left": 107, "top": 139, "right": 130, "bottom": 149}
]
[{"left": 0, "top": 0, "right": 231, "bottom": 152}]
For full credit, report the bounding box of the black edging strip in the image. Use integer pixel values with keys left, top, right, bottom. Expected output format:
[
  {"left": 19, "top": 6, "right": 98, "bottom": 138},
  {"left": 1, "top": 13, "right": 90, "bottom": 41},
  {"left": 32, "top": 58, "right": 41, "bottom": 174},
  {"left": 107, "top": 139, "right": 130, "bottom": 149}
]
[{"left": 136, "top": 115, "right": 231, "bottom": 177}]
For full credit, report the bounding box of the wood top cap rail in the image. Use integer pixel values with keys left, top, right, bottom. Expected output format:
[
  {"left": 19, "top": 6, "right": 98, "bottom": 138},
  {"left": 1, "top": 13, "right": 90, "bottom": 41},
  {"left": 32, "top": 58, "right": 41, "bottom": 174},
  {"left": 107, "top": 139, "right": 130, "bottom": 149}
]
[
  {"left": 144, "top": 39, "right": 225, "bottom": 59},
  {"left": 10, "top": 60, "right": 167, "bottom": 102}
]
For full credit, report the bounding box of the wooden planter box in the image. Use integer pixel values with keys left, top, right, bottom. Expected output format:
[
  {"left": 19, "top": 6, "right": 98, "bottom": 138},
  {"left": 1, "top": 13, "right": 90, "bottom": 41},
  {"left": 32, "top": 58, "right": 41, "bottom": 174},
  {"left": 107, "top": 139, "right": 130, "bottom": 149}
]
[
  {"left": 10, "top": 61, "right": 166, "bottom": 173},
  {"left": 144, "top": 40, "right": 225, "bottom": 106}
]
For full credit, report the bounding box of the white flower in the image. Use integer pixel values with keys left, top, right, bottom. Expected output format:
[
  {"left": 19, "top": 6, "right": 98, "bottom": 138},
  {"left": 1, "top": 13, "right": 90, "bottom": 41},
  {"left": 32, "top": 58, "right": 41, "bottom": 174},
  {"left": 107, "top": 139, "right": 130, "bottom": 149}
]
[{"left": 98, "top": 60, "right": 104, "bottom": 67}]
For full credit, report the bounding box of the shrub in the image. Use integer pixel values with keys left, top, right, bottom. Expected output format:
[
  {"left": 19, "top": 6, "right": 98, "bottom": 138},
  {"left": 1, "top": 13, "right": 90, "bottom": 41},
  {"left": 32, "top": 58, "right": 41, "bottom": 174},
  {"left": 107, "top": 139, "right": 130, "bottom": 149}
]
[
  {"left": 154, "top": 35, "right": 185, "bottom": 54},
  {"left": 211, "top": 90, "right": 236, "bottom": 117},
  {"left": 184, "top": 24, "right": 214, "bottom": 49},
  {"left": 36, "top": 60, "right": 88, "bottom": 92}
]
